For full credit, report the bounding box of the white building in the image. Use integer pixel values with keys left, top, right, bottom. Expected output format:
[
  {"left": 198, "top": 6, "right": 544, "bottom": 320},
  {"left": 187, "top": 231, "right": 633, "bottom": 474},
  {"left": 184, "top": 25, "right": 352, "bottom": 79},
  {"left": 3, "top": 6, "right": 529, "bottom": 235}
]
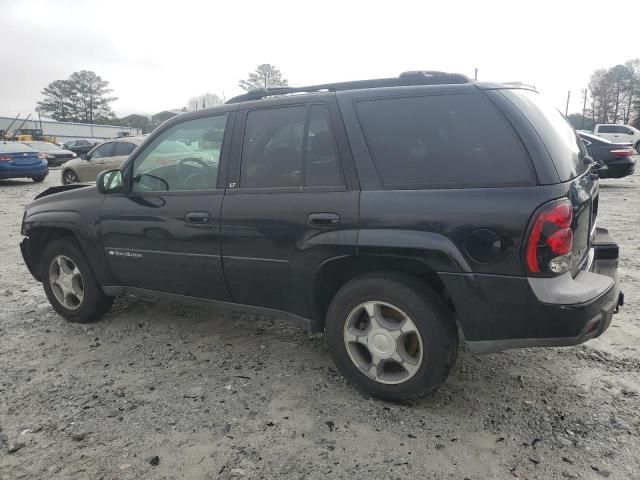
[{"left": 0, "top": 116, "right": 142, "bottom": 142}]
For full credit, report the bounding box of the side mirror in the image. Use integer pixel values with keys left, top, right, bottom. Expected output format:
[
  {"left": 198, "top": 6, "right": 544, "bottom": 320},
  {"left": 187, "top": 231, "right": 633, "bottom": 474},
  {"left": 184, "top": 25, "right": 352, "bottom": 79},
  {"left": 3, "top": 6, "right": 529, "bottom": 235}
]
[
  {"left": 97, "top": 169, "right": 123, "bottom": 194},
  {"left": 81, "top": 153, "right": 88, "bottom": 160}
]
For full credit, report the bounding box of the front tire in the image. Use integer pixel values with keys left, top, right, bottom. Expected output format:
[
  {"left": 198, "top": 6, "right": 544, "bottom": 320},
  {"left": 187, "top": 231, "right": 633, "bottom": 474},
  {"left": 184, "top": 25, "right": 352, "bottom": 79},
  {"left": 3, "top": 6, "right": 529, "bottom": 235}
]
[
  {"left": 40, "top": 238, "right": 113, "bottom": 323},
  {"left": 62, "top": 170, "right": 79, "bottom": 184},
  {"left": 325, "top": 273, "right": 458, "bottom": 402}
]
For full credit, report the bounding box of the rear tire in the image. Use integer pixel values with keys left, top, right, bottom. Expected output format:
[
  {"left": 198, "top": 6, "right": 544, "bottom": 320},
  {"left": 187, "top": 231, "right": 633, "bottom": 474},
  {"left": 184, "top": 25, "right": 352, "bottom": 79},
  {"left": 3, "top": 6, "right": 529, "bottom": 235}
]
[
  {"left": 325, "top": 273, "right": 458, "bottom": 402},
  {"left": 635, "top": 142, "right": 640, "bottom": 155},
  {"left": 62, "top": 170, "right": 79, "bottom": 184},
  {"left": 32, "top": 176, "right": 46, "bottom": 183},
  {"left": 40, "top": 238, "right": 113, "bottom": 323}
]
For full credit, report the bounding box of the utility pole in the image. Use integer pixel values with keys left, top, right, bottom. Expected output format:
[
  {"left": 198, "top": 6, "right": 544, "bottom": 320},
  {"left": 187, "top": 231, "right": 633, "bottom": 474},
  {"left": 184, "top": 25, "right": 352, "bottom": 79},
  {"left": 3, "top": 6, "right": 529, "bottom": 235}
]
[
  {"left": 565, "top": 90, "right": 571, "bottom": 116},
  {"left": 474, "top": 68, "right": 478, "bottom": 81},
  {"left": 581, "top": 88, "right": 588, "bottom": 129}
]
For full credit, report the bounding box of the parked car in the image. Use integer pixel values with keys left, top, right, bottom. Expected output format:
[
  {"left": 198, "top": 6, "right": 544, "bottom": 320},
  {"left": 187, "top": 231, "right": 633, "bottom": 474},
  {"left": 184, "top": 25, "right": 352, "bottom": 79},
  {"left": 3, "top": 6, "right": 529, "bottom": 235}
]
[
  {"left": 1, "top": 141, "right": 48, "bottom": 182},
  {"left": 577, "top": 132, "right": 636, "bottom": 178},
  {"left": 21, "top": 141, "right": 76, "bottom": 167},
  {"left": 61, "top": 136, "right": 144, "bottom": 184},
  {"left": 62, "top": 139, "right": 98, "bottom": 156},
  {"left": 593, "top": 124, "right": 640, "bottom": 153},
  {"left": 20, "top": 72, "right": 623, "bottom": 401}
]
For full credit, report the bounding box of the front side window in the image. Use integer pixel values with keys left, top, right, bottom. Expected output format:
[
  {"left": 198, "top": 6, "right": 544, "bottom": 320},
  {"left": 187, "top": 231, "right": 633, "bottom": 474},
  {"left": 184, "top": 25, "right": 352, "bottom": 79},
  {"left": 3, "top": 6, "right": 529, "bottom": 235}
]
[
  {"left": 91, "top": 142, "right": 114, "bottom": 159},
  {"left": 131, "top": 114, "right": 227, "bottom": 192}
]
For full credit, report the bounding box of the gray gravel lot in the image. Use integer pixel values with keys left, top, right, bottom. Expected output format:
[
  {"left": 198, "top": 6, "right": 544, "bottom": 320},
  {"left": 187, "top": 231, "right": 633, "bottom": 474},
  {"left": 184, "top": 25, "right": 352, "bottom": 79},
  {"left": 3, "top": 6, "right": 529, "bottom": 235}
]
[{"left": 1, "top": 167, "right": 639, "bottom": 479}]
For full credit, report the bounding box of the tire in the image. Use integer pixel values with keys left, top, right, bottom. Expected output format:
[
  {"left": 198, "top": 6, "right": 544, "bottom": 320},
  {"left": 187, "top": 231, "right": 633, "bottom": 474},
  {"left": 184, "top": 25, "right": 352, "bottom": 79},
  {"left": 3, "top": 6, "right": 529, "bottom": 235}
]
[
  {"left": 39, "top": 238, "right": 113, "bottom": 323},
  {"left": 32, "top": 175, "right": 46, "bottom": 183},
  {"left": 635, "top": 142, "right": 640, "bottom": 155},
  {"left": 325, "top": 273, "right": 458, "bottom": 402},
  {"left": 62, "top": 169, "right": 79, "bottom": 184}
]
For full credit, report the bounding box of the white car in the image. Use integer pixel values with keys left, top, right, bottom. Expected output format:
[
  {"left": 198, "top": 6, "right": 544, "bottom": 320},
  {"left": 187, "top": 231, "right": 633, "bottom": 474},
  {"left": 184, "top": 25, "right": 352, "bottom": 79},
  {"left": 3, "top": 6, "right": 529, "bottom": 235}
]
[{"left": 593, "top": 124, "right": 640, "bottom": 153}]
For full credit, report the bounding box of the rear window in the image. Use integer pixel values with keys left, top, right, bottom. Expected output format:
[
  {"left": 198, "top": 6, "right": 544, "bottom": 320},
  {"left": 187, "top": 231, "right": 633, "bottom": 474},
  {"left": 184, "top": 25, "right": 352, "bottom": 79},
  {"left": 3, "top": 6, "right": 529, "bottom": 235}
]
[
  {"left": 1, "top": 142, "right": 36, "bottom": 153},
  {"left": 355, "top": 93, "right": 533, "bottom": 188},
  {"left": 500, "top": 89, "right": 587, "bottom": 181}
]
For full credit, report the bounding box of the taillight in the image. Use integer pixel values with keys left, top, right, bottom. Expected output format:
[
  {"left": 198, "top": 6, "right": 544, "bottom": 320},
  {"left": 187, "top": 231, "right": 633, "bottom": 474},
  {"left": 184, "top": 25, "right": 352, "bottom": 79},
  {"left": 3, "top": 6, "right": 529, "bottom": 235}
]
[
  {"left": 525, "top": 200, "right": 574, "bottom": 275},
  {"left": 37, "top": 152, "right": 47, "bottom": 159},
  {"left": 0, "top": 155, "right": 11, "bottom": 162},
  {"left": 610, "top": 149, "right": 634, "bottom": 157}
]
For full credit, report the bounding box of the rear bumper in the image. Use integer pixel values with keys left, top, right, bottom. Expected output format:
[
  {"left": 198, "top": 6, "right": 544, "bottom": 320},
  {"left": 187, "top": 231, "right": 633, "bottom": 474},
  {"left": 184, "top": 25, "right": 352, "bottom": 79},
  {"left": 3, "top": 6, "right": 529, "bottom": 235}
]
[
  {"left": 442, "top": 227, "right": 622, "bottom": 354},
  {"left": 0, "top": 161, "right": 49, "bottom": 179},
  {"left": 600, "top": 157, "right": 635, "bottom": 179}
]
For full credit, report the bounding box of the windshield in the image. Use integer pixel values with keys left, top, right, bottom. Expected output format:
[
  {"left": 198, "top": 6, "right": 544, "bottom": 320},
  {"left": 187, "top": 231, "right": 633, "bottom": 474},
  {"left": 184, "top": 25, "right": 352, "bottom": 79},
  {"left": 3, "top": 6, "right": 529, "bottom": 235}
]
[
  {"left": 1, "top": 142, "right": 37, "bottom": 153},
  {"left": 501, "top": 89, "right": 587, "bottom": 181},
  {"left": 25, "top": 141, "right": 59, "bottom": 151}
]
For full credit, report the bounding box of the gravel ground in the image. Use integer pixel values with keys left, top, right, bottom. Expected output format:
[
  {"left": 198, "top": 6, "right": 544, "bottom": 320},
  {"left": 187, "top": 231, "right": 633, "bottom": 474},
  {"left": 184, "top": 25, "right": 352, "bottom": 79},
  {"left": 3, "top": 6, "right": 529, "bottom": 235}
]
[{"left": 1, "top": 166, "right": 639, "bottom": 480}]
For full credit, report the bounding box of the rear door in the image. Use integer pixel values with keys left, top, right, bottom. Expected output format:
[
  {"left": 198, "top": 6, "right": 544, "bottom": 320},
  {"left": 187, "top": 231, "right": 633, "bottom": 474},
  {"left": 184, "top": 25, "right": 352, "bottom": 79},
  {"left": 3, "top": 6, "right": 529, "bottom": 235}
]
[{"left": 220, "top": 99, "right": 359, "bottom": 318}]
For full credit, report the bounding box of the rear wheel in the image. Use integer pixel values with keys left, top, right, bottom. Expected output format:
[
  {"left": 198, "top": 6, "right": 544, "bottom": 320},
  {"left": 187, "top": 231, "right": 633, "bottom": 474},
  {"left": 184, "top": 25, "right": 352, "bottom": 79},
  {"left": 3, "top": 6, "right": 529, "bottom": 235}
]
[
  {"left": 40, "top": 238, "right": 113, "bottom": 323},
  {"left": 62, "top": 170, "right": 79, "bottom": 184},
  {"left": 32, "top": 175, "right": 46, "bottom": 183},
  {"left": 325, "top": 273, "right": 458, "bottom": 402},
  {"left": 635, "top": 142, "right": 640, "bottom": 155}
]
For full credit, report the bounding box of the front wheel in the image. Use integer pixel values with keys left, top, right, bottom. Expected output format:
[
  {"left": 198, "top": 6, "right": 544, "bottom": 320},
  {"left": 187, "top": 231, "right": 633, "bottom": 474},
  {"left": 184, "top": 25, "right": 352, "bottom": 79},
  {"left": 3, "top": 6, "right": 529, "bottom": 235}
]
[
  {"left": 325, "top": 273, "right": 458, "bottom": 402},
  {"left": 62, "top": 169, "right": 79, "bottom": 184},
  {"left": 40, "top": 238, "right": 113, "bottom": 323}
]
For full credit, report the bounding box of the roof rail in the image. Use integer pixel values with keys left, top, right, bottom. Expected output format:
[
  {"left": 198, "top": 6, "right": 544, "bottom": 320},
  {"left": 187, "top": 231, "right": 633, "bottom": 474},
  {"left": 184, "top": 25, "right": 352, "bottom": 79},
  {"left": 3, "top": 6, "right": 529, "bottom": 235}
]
[{"left": 226, "top": 71, "right": 470, "bottom": 104}]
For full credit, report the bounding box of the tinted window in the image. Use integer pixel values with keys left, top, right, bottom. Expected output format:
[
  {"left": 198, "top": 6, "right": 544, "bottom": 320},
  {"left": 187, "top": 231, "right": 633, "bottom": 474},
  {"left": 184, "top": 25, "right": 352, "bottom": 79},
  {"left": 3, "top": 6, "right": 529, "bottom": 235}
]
[
  {"left": 91, "top": 142, "right": 115, "bottom": 159},
  {"left": 113, "top": 142, "right": 136, "bottom": 156},
  {"left": 356, "top": 94, "right": 532, "bottom": 187},
  {"left": 599, "top": 125, "right": 628, "bottom": 134},
  {"left": 501, "top": 89, "right": 587, "bottom": 182},
  {"left": 241, "top": 106, "right": 306, "bottom": 188},
  {"left": 305, "top": 105, "right": 343, "bottom": 187},
  {"left": 131, "top": 114, "right": 227, "bottom": 192}
]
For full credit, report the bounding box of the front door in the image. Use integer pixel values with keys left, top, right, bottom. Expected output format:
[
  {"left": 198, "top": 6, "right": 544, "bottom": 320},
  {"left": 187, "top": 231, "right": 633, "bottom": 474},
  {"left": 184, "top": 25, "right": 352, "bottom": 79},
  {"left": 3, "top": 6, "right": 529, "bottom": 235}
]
[
  {"left": 221, "top": 101, "right": 359, "bottom": 318},
  {"left": 77, "top": 141, "right": 115, "bottom": 181},
  {"left": 99, "top": 112, "right": 233, "bottom": 300}
]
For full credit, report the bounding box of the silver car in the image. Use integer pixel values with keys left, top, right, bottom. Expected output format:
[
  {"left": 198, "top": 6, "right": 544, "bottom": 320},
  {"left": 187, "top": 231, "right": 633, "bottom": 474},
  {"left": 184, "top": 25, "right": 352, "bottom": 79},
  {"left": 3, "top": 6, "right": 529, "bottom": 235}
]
[{"left": 60, "top": 136, "right": 145, "bottom": 184}]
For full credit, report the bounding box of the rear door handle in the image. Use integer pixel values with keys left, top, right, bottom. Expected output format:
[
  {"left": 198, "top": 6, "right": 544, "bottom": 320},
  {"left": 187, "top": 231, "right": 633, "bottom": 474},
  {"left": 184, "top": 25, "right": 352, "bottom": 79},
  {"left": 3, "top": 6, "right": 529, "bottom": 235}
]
[
  {"left": 308, "top": 212, "right": 340, "bottom": 228},
  {"left": 185, "top": 211, "right": 210, "bottom": 224}
]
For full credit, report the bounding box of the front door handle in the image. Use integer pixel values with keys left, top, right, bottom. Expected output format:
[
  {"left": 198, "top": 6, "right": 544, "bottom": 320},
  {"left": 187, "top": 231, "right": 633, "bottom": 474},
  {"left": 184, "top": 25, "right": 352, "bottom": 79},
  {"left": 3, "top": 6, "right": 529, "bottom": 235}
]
[
  {"left": 185, "top": 211, "right": 210, "bottom": 224},
  {"left": 308, "top": 212, "right": 340, "bottom": 228}
]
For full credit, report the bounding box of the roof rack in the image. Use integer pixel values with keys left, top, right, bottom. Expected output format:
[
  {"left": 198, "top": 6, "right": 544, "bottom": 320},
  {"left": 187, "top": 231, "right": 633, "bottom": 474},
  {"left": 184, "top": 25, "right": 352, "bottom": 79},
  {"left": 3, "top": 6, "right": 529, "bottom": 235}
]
[{"left": 226, "top": 71, "right": 470, "bottom": 104}]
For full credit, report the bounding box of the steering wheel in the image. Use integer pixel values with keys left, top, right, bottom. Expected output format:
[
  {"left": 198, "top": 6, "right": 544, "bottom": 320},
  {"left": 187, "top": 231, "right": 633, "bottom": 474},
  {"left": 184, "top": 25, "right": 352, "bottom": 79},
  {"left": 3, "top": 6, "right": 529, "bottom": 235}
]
[{"left": 176, "top": 157, "right": 211, "bottom": 189}]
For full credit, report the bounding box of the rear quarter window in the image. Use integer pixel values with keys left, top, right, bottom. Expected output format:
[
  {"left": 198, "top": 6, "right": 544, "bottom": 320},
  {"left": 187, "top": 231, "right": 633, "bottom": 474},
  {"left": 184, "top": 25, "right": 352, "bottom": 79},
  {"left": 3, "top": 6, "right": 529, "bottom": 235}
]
[
  {"left": 355, "top": 93, "right": 533, "bottom": 188},
  {"left": 500, "top": 89, "right": 587, "bottom": 182}
]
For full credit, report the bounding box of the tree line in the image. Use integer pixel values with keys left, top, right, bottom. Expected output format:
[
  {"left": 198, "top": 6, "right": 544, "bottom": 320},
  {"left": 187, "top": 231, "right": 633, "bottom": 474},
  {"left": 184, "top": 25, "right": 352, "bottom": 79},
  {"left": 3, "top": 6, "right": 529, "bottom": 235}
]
[
  {"left": 37, "top": 64, "right": 288, "bottom": 133},
  {"left": 570, "top": 59, "right": 640, "bottom": 130}
]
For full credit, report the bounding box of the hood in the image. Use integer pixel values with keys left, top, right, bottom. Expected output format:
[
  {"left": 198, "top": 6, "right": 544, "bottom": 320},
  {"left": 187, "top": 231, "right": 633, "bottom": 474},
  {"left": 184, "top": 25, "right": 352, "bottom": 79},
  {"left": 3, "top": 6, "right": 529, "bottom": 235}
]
[
  {"left": 61, "top": 157, "right": 85, "bottom": 169},
  {"left": 34, "top": 183, "right": 92, "bottom": 200}
]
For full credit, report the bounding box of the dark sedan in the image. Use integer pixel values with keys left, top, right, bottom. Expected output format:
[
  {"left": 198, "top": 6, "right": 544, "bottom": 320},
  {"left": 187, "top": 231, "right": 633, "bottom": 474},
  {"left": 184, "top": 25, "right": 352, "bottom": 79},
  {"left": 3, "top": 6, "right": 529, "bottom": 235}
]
[
  {"left": 21, "top": 141, "right": 76, "bottom": 167},
  {"left": 62, "top": 139, "right": 97, "bottom": 156},
  {"left": 578, "top": 132, "right": 636, "bottom": 179}
]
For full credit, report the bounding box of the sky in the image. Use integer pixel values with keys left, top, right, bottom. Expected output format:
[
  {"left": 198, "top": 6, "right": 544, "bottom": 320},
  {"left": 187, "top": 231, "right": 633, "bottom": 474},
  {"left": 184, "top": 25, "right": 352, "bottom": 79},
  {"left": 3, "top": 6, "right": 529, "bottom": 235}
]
[{"left": 2, "top": 0, "right": 639, "bottom": 120}]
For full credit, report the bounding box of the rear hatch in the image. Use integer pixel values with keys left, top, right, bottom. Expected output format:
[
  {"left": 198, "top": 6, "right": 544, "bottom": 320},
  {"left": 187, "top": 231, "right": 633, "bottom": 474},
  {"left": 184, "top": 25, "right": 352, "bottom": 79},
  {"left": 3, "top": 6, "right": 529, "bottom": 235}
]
[{"left": 499, "top": 89, "right": 596, "bottom": 274}]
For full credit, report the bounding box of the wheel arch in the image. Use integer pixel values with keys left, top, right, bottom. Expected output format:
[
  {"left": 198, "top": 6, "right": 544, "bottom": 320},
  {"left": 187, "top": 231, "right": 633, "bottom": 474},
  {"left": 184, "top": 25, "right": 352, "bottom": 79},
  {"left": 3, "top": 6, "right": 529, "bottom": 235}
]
[{"left": 309, "top": 254, "right": 462, "bottom": 334}]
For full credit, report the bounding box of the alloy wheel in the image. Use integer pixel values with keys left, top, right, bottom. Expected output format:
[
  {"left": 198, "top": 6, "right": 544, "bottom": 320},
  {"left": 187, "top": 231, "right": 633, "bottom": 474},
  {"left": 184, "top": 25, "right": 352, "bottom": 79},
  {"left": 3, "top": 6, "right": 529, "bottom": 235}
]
[
  {"left": 343, "top": 301, "right": 424, "bottom": 384},
  {"left": 49, "top": 255, "right": 84, "bottom": 310}
]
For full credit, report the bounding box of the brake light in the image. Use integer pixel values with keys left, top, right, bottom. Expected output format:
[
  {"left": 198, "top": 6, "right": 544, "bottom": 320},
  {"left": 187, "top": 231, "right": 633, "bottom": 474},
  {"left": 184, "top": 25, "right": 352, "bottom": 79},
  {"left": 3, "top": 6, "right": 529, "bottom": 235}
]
[
  {"left": 0, "top": 155, "right": 11, "bottom": 162},
  {"left": 525, "top": 200, "right": 574, "bottom": 275},
  {"left": 37, "top": 152, "right": 47, "bottom": 159},
  {"left": 610, "top": 149, "right": 633, "bottom": 157}
]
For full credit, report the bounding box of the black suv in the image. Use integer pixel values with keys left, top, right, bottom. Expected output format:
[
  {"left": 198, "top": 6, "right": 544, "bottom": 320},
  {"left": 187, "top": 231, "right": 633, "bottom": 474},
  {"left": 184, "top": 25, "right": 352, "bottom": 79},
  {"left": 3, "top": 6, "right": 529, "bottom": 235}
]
[{"left": 20, "top": 71, "right": 623, "bottom": 401}]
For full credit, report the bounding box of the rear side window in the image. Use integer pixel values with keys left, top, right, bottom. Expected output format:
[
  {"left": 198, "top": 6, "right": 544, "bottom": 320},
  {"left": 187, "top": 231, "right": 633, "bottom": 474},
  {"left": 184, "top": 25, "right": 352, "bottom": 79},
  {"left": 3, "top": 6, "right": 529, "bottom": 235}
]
[
  {"left": 113, "top": 142, "right": 136, "bottom": 156},
  {"left": 240, "top": 104, "right": 343, "bottom": 188},
  {"left": 356, "top": 93, "right": 533, "bottom": 188},
  {"left": 500, "top": 89, "right": 587, "bottom": 181}
]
